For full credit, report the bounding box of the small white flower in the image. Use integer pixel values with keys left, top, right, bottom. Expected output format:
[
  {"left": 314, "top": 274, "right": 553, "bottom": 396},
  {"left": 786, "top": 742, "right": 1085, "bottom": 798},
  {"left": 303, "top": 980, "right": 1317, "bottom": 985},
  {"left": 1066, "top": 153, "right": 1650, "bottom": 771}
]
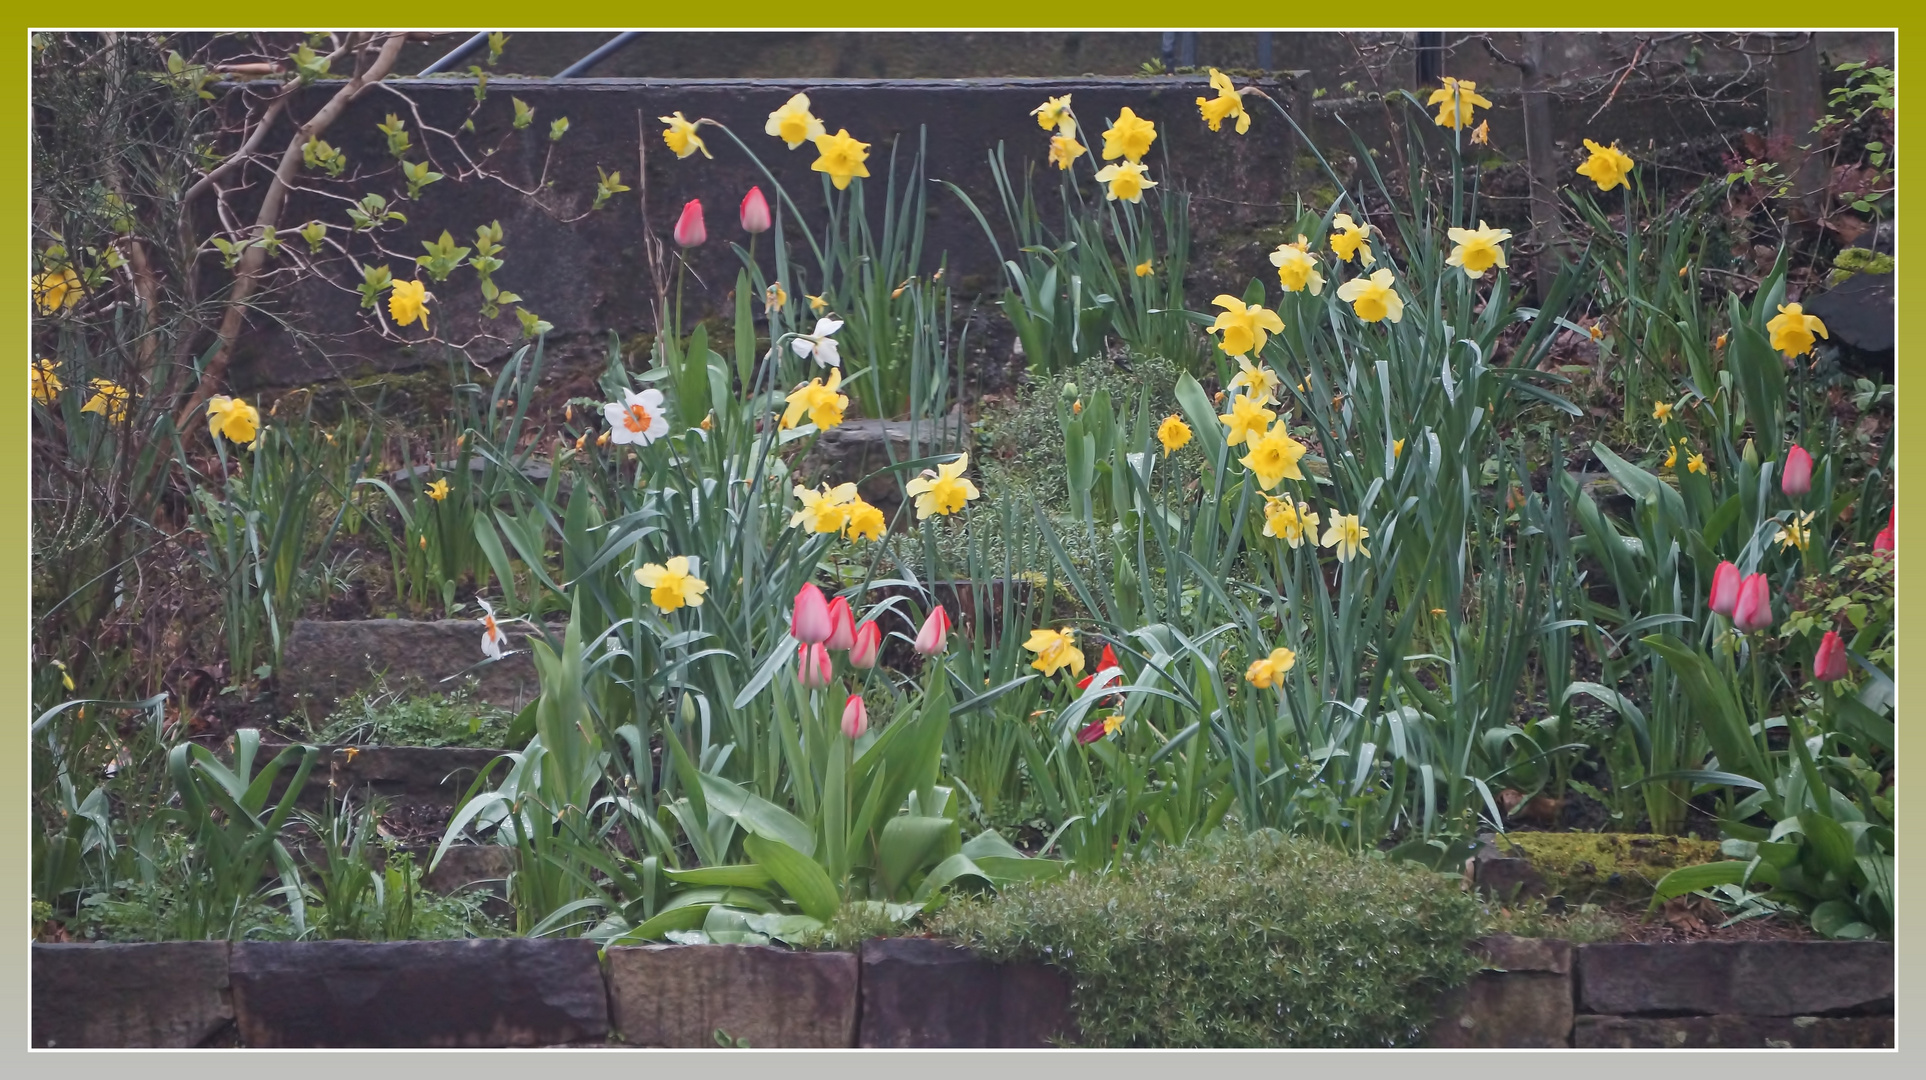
[
  {"left": 603, "top": 388, "right": 669, "bottom": 446},
  {"left": 791, "top": 317, "right": 844, "bottom": 368},
  {"left": 477, "top": 597, "right": 506, "bottom": 660}
]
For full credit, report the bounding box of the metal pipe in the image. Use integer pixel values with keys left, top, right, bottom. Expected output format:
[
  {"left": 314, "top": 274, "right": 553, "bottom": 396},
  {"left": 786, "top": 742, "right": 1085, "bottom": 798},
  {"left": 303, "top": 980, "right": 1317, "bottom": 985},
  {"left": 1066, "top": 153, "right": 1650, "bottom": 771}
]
[
  {"left": 555, "top": 32, "right": 640, "bottom": 78},
  {"left": 1256, "top": 32, "right": 1272, "bottom": 71},
  {"left": 417, "top": 31, "right": 490, "bottom": 76}
]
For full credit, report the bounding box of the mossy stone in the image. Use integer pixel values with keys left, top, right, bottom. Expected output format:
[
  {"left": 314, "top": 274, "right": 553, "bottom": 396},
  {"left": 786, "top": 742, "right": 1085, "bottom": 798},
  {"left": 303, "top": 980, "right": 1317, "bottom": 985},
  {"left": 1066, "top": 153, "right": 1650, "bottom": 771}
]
[{"left": 1503, "top": 832, "right": 1723, "bottom": 903}]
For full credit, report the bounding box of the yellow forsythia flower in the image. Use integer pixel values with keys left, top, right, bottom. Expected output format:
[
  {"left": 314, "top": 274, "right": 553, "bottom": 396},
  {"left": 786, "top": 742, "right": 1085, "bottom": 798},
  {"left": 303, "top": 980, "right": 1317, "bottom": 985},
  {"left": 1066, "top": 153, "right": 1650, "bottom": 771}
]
[
  {"left": 765, "top": 93, "right": 826, "bottom": 149},
  {"left": 1336, "top": 268, "right": 1404, "bottom": 323},
  {"left": 1575, "top": 139, "right": 1635, "bottom": 192},
  {"left": 635, "top": 556, "right": 708, "bottom": 612},
  {"left": 811, "top": 129, "right": 871, "bottom": 190},
  {"left": 1157, "top": 413, "right": 1192, "bottom": 457},
  {"left": 659, "top": 111, "right": 711, "bottom": 159},
  {"left": 905, "top": 454, "right": 980, "bottom": 519},
  {"left": 1766, "top": 303, "right": 1828, "bottom": 359},
  {"left": 1426, "top": 77, "right": 1492, "bottom": 130}
]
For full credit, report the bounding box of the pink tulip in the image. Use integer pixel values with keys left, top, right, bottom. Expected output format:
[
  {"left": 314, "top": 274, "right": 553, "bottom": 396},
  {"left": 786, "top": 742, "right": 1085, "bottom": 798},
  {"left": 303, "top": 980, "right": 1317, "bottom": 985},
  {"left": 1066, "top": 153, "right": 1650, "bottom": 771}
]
[
  {"left": 849, "top": 620, "right": 881, "bottom": 669},
  {"left": 1781, "top": 445, "right": 1813, "bottom": 498},
  {"left": 739, "top": 186, "right": 772, "bottom": 234},
  {"left": 1708, "top": 561, "right": 1742, "bottom": 617},
  {"left": 913, "top": 605, "right": 951, "bottom": 656},
  {"left": 1732, "top": 572, "right": 1773, "bottom": 633},
  {"left": 1812, "top": 630, "right": 1849, "bottom": 683},
  {"left": 798, "top": 642, "right": 834, "bottom": 688},
  {"left": 1874, "top": 509, "right": 1894, "bottom": 554},
  {"left": 792, "top": 583, "right": 831, "bottom": 644},
  {"left": 841, "top": 694, "right": 868, "bottom": 738},
  {"left": 673, "top": 199, "right": 706, "bottom": 247},
  {"left": 825, "top": 596, "right": 856, "bottom": 651}
]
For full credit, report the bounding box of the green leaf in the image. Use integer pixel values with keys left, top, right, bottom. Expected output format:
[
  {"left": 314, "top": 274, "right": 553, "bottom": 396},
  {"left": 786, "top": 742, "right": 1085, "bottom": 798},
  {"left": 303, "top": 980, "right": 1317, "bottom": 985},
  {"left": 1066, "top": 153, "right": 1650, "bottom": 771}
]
[
  {"left": 877, "top": 815, "right": 954, "bottom": 899},
  {"left": 1650, "top": 860, "right": 1767, "bottom": 906},
  {"left": 743, "top": 834, "right": 839, "bottom": 921},
  {"left": 663, "top": 864, "right": 774, "bottom": 889},
  {"left": 698, "top": 773, "right": 816, "bottom": 857},
  {"left": 1799, "top": 811, "right": 1857, "bottom": 878}
]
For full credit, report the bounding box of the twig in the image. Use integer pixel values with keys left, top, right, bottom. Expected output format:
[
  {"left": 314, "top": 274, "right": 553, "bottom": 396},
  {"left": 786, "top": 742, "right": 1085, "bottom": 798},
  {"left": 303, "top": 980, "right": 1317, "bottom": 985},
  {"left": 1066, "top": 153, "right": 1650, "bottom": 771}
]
[{"left": 1586, "top": 38, "right": 1648, "bottom": 125}]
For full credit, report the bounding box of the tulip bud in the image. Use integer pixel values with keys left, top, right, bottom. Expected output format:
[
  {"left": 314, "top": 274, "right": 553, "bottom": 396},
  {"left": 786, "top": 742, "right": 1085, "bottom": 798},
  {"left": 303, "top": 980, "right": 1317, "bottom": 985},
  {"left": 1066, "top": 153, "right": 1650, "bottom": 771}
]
[
  {"left": 792, "top": 583, "right": 831, "bottom": 644},
  {"left": 739, "top": 186, "right": 772, "bottom": 234},
  {"left": 1812, "top": 630, "right": 1849, "bottom": 683},
  {"left": 1781, "top": 445, "right": 1813, "bottom": 498},
  {"left": 1874, "top": 509, "right": 1895, "bottom": 554},
  {"left": 825, "top": 596, "right": 856, "bottom": 651},
  {"left": 913, "top": 605, "right": 952, "bottom": 656},
  {"left": 673, "top": 199, "right": 706, "bottom": 247},
  {"left": 841, "top": 693, "right": 868, "bottom": 738},
  {"left": 849, "top": 620, "right": 882, "bottom": 669},
  {"left": 1742, "top": 439, "right": 1759, "bottom": 468},
  {"left": 797, "top": 642, "right": 834, "bottom": 688},
  {"left": 1708, "top": 561, "right": 1742, "bottom": 617},
  {"left": 1732, "top": 572, "right": 1773, "bottom": 633}
]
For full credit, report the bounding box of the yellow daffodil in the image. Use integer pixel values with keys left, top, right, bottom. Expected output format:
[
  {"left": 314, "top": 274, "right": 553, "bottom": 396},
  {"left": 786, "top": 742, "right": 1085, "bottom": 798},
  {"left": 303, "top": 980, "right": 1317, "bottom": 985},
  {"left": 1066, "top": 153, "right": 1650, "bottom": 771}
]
[
  {"left": 1245, "top": 646, "right": 1296, "bottom": 689},
  {"left": 765, "top": 92, "right": 826, "bottom": 149},
  {"left": 1048, "top": 134, "right": 1086, "bottom": 170},
  {"left": 1227, "top": 356, "right": 1281, "bottom": 402},
  {"left": 844, "top": 498, "right": 886, "bottom": 542},
  {"left": 1262, "top": 496, "right": 1319, "bottom": 547},
  {"left": 52, "top": 659, "right": 75, "bottom": 692},
  {"left": 1776, "top": 510, "right": 1815, "bottom": 552},
  {"left": 388, "top": 279, "right": 429, "bottom": 328},
  {"left": 1653, "top": 400, "right": 1674, "bottom": 422},
  {"left": 659, "top": 111, "right": 711, "bottom": 159},
  {"left": 1393, "top": 438, "right": 1405, "bottom": 459},
  {"left": 1025, "top": 627, "right": 1085, "bottom": 678},
  {"left": 31, "top": 359, "right": 62, "bottom": 403},
  {"left": 1445, "top": 220, "right": 1512, "bottom": 280},
  {"left": 1471, "top": 120, "right": 1490, "bottom": 145},
  {"left": 791, "top": 482, "right": 859, "bottom": 534},
  {"left": 1135, "top": 260, "right": 1154, "bottom": 277},
  {"left": 33, "top": 266, "right": 83, "bottom": 314},
  {"left": 1092, "top": 160, "right": 1155, "bottom": 203},
  {"left": 906, "top": 454, "right": 981, "bottom": 519},
  {"left": 1328, "top": 213, "right": 1376, "bottom": 266},
  {"left": 781, "top": 368, "right": 849, "bottom": 432},
  {"left": 1715, "top": 332, "right": 1728, "bottom": 351},
  {"left": 207, "top": 395, "right": 260, "bottom": 443},
  {"left": 807, "top": 294, "right": 829, "bottom": 314},
  {"left": 1196, "top": 69, "right": 1250, "bottom": 134},
  {"left": 1031, "top": 94, "right": 1075, "bottom": 135},
  {"left": 1687, "top": 450, "right": 1709, "bottom": 476},
  {"left": 635, "top": 556, "right": 707, "bottom": 612},
  {"left": 811, "top": 129, "right": 871, "bottom": 190},
  {"left": 1766, "top": 303, "right": 1828, "bottom": 358},
  {"left": 426, "top": 477, "right": 451, "bottom": 501},
  {"left": 1320, "top": 513, "right": 1371, "bottom": 562},
  {"left": 1336, "top": 267, "right": 1404, "bottom": 323},
  {"left": 1427, "top": 77, "right": 1492, "bottom": 130},
  {"left": 1270, "top": 237, "right": 1325, "bottom": 295},
  {"left": 1102, "top": 714, "right": 1124, "bottom": 737},
  {"left": 765, "top": 282, "right": 788, "bottom": 313},
  {"left": 1157, "top": 413, "right": 1192, "bottom": 456},
  {"left": 1575, "top": 139, "right": 1635, "bottom": 192},
  {"left": 80, "top": 379, "right": 129, "bottom": 422},
  {"left": 1664, "top": 440, "right": 1681, "bottom": 469},
  {"left": 1209, "top": 296, "right": 1284, "bottom": 358},
  {"left": 1219, "top": 393, "right": 1277, "bottom": 448},
  {"left": 1101, "top": 107, "right": 1158, "bottom": 162},
  {"left": 1240, "top": 420, "right": 1307, "bottom": 489}
]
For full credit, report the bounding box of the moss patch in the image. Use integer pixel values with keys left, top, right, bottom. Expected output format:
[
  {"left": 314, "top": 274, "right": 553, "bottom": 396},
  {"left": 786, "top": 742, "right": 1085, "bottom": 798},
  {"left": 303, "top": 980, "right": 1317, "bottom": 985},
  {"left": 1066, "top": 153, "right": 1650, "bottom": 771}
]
[{"left": 1504, "top": 832, "right": 1723, "bottom": 903}]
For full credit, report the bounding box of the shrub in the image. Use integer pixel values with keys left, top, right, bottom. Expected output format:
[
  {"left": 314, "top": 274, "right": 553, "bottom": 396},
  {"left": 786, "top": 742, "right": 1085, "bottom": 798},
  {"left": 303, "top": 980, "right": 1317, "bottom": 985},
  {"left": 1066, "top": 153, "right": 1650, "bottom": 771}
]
[{"left": 932, "top": 829, "right": 1484, "bottom": 1047}]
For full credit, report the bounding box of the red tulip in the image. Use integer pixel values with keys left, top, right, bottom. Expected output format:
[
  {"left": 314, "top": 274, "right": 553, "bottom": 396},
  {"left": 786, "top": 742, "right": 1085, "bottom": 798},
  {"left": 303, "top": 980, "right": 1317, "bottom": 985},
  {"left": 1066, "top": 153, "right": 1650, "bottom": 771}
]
[
  {"left": 1781, "top": 445, "right": 1813, "bottom": 498},
  {"left": 1732, "top": 572, "right": 1773, "bottom": 633},
  {"left": 841, "top": 694, "right": 868, "bottom": 738},
  {"left": 792, "top": 583, "right": 831, "bottom": 644},
  {"left": 739, "top": 186, "right": 772, "bottom": 234},
  {"left": 1812, "top": 631, "right": 1849, "bottom": 683},
  {"left": 1076, "top": 644, "right": 1121, "bottom": 692},
  {"left": 798, "top": 642, "right": 834, "bottom": 688},
  {"left": 1875, "top": 509, "right": 1895, "bottom": 554},
  {"left": 1076, "top": 717, "right": 1108, "bottom": 744},
  {"left": 849, "top": 620, "right": 881, "bottom": 669},
  {"left": 825, "top": 596, "right": 856, "bottom": 651},
  {"left": 913, "top": 605, "right": 951, "bottom": 656},
  {"left": 673, "top": 199, "right": 706, "bottom": 247},
  {"left": 1708, "top": 561, "right": 1742, "bottom": 617}
]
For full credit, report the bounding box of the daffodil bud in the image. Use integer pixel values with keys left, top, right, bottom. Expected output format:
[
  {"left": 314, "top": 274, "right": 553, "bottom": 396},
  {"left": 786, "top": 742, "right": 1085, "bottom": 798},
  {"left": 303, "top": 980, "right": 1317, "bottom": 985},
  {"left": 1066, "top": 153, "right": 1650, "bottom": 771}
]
[
  {"left": 1743, "top": 439, "right": 1759, "bottom": 468},
  {"left": 1060, "top": 382, "right": 1079, "bottom": 404}
]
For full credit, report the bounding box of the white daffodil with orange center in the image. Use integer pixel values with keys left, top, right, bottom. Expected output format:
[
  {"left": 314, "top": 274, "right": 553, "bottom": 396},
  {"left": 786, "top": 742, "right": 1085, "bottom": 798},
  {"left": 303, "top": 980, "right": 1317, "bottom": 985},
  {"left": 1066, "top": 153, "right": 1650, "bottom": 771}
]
[{"left": 605, "top": 388, "right": 669, "bottom": 446}]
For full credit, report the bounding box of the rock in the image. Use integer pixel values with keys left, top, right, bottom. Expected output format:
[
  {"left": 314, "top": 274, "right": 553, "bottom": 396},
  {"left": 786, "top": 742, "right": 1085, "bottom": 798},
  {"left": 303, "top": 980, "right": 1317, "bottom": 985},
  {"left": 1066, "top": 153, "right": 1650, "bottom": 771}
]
[
  {"left": 1803, "top": 269, "right": 1894, "bottom": 379},
  {"left": 1426, "top": 936, "right": 1573, "bottom": 1049},
  {"left": 1503, "top": 832, "right": 1724, "bottom": 904},
  {"left": 1573, "top": 1014, "right": 1894, "bottom": 1048},
  {"left": 418, "top": 844, "right": 517, "bottom": 897},
  {"left": 32, "top": 942, "right": 233, "bottom": 1048},
  {"left": 261, "top": 743, "right": 508, "bottom": 817},
  {"left": 858, "top": 937, "right": 1076, "bottom": 1048},
  {"left": 230, "top": 939, "right": 608, "bottom": 1047},
  {"left": 280, "top": 618, "right": 545, "bottom": 716},
  {"left": 605, "top": 944, "right": 858, "bottom": 1048},
  {"left": 1474, "top": 934, "right": 1573, "bottom": 975},
  {"left": 801, "top": 409, "right": 968, "bottom": 521},
  {"left": 1576, "top": 941, "right": 1893, "bottom": 1017}
]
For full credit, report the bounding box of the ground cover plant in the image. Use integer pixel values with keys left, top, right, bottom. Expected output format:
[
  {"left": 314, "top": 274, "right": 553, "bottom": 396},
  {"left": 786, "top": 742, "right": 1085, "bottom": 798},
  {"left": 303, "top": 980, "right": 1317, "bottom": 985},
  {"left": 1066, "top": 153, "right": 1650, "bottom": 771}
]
[{"left": 32, "top": 30, "right": 1893, "bottom": 1013}]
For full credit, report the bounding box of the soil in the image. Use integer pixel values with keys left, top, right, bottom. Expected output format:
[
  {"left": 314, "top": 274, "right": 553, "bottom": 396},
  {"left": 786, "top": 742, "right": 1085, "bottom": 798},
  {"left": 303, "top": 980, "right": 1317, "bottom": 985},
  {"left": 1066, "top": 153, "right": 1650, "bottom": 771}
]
[{"left": 1600, "top": 895, "right": 1818, "bottom": 944}]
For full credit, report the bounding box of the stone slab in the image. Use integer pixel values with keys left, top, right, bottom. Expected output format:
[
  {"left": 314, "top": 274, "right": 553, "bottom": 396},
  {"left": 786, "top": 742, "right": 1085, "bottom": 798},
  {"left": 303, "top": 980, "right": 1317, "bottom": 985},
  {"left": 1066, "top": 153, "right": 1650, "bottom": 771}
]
[
  {"left": 230, "top": 939, "right": 608, "bottom": 1047},
  {"left": 1574, "top": 1013, "right": 1895, "bottom": 1049},
  {"left": 1426, "top": 937, "right": 1574, "bottom": 1049},
  {"left": 32, "top": 941, "right": 233, "bottom": 1048},
  {"left": 1474, "top": 933, "right": 1572, "bottom": 975},
  {"left": 606, "top": 944, "right": 858, "bottom": 1048},
  {"left": 280, "top": 618, "right": 545, "bottom": 716},
  {"left": 1576, "top": 941, "right": 1893, "bottom": 1017},
  {"left": 858, "top": 937, "right": 1075, "bottom": 1048}
]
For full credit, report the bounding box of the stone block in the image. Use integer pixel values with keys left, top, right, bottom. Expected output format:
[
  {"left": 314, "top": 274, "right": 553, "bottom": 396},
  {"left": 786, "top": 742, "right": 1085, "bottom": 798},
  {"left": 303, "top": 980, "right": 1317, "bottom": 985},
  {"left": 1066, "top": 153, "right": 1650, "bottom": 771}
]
[
  {"left": 605, "top": 944, "right": 858, "bottom": 1048},
  {"left": 1474, "top": 933, "right": 1573, "bottom": 975},
  {"left": 858, "top": 937, "right": 1075, "bottom": 1048},
  {"left": 1574, "top": 1014, "right": 1895, "bottom": 1049},
  {"left": 32, "top": 942, "right": 233, "bottom": 1048},
  {"left": 1576, "top": 941, "right": 1893, "bottom": 1017},
  {"left": 280, "top": 618, "right": 544, "bottom": 715},
  {"left": 802, "top": 410, "right": 966, "bottom": 520},
  {"left": 230, "top": 939, "right": 608, "bottom": 1047},
  {"left": 1427, "top": 937, "right": 1574, "bottom": 1048}
]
